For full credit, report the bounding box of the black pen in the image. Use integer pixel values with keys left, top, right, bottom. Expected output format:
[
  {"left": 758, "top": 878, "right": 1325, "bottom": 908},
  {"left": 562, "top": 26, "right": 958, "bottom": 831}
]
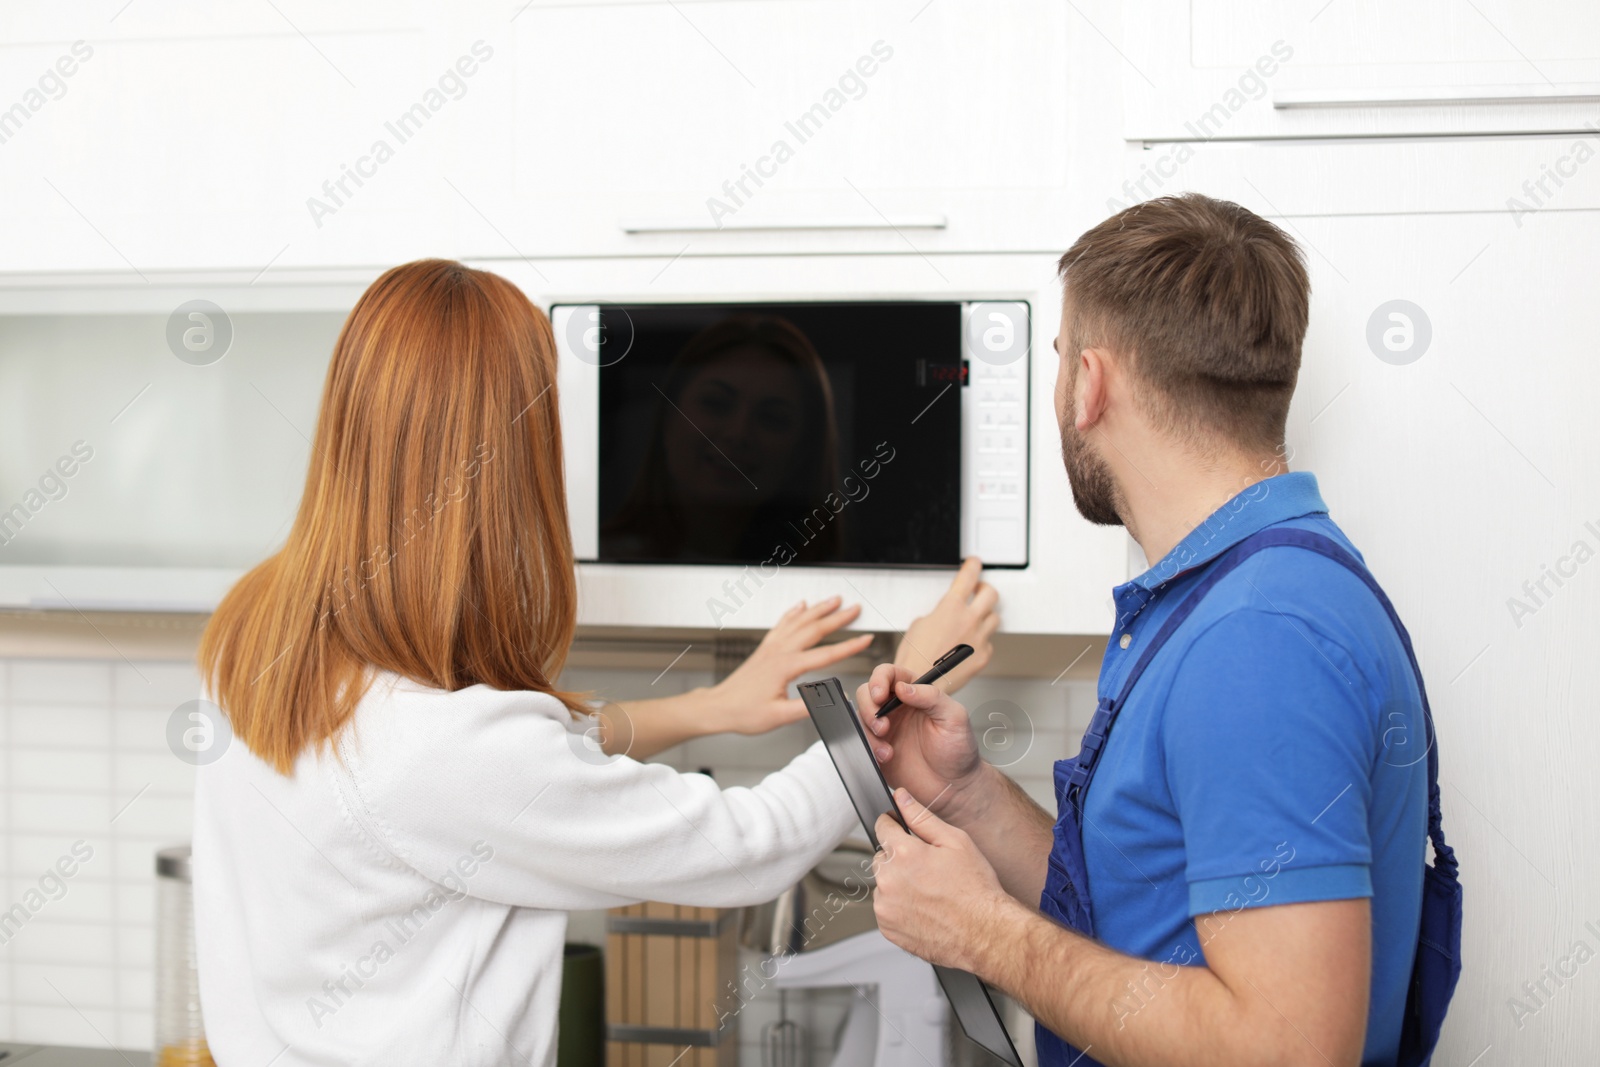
[{"left": 873, "top": 643, "right": 974, "bottom": 718}]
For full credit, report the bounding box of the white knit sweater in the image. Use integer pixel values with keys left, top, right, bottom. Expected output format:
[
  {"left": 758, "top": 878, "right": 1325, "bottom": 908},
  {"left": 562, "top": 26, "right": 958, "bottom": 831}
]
[{"left": 192, "top": 672, "right": 856, "bottom": 1067}]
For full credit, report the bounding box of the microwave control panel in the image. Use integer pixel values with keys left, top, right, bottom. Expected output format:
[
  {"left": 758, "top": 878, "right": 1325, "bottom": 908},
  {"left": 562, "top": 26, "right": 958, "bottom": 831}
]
[{"left": 959, "top": 301, "right": 1030, "bottom": 567}]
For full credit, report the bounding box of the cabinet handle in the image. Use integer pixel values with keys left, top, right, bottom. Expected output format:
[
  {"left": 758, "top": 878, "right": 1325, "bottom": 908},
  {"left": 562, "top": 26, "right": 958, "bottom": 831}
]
[
  {"left": 619, "top": 215, "right": 947, "bottom": 234},
  {"left": 1275, "top": 83, "right": 1600, "bottom": 109}
]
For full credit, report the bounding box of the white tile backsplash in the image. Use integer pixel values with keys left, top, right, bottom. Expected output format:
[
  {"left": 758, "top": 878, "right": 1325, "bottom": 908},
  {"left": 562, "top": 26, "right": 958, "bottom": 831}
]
[
  {"left": 114, "top": 884, "right": 155, "bottom": 926},
  {"left": 112, "top": 663, "right": 207, "bottom": 709},
  {"left": 113, "top": 709, "right": 177, "bottom": 752},
  {"left": 114, "top": 752, "right": 196, "bottom": 795},
  {"left": 11, "top": 835, "right": 110, "bottom": 876},
  {"left": 7, "top": 921, "right": 114, "bottom": 966},
  {"left": 111, "top": 840, "right": 168, "bottom": 882},
  {"left": 14, "top": 962, "right": 117, "bottom": 1009},
  {"left": 116, "top": 966, "right": 153, "bottom": 1010},
  {"left": 14, "top": 752, "right": 112, "bottom": 792},
  {"left": 115, "top": 924, "right": 153, "bottom": 969},
  {"left": 108, "top": 798, "right": 193, "bottom": 841},
  {"left": 10, "top": 662, "right": 112, "bottom": 706},
  {"left": 116, "top": 1009, "right": 152, "bottom": 1051},
  {"left": 15, "top": 881, "right": 114, "bottom": 926},
  {"left": 14, "top": 1004, "right": 116, "bottom": 1048},
  {"left": 0, "top": 656, "right": 204, "bottom": 1051},
  {"left": 10, "top": 707, "right": 112, "bottom": 749},
  {"left": 676, "top": 719, "right": 817, "bottom": 771},
  {"left": 13, "top": 794, "right": 110, "bottom": 836}
]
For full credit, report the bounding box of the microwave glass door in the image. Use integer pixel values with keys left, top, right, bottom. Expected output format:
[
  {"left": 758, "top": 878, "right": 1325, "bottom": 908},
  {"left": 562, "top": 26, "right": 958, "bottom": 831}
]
[{"left": 594, "top": 302, "right": 964, "bottom": 568}]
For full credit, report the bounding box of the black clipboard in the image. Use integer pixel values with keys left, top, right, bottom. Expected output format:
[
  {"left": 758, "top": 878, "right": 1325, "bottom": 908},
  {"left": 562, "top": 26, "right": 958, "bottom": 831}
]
[{"left": 798, "top": 676, "right": 1024, "bottom": 1067}]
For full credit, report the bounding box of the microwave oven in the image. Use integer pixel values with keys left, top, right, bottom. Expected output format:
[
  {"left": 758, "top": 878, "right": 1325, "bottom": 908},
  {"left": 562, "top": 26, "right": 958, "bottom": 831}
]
[{"left": 552, "top": 300, "right": 1030, "bottom": 571}]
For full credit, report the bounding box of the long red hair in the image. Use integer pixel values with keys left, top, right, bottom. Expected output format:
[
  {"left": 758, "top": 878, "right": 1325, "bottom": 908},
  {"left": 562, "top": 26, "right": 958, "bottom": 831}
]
[{"left": 199, "top": 259, "right": 584, "bottom": 773}]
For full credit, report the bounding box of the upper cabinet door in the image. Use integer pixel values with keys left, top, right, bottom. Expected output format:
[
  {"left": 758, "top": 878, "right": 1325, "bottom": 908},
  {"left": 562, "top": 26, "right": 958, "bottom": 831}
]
[
  {"left": 0, "top": 2, "right": 485, "bottom": 273},
  {"left": 1, "top": 1, "right": 1072, "bottom": 272},
  {"left": 1123, "top": 0, "right": 1600, "bottom": 140},
  {"left": 446, "top": 0, "right": 1073, "bottom": 259}
]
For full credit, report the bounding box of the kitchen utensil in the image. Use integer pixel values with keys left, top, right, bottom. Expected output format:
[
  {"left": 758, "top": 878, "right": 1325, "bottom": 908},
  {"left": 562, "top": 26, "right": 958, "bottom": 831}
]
[
  {"left": 738, "top": 841, "right": 877, "bottom": 957},
  {"left": 154, "top": 845, "right": 215, "bottom": 1067},
  {"left": 761, "top": 990, "right": 805, "bottom": 1067}
]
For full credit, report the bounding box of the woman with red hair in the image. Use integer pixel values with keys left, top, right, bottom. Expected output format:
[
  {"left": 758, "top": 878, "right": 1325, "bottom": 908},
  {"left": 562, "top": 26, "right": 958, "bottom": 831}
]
[{"left": 193, "top": 259, "right": 998, "bottom": 1065}]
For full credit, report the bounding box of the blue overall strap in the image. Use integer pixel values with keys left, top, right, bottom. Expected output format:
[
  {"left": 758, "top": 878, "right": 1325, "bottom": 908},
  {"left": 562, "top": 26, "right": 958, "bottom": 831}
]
[
  {"left": 1061, "top": 530, "right": 1293, "bottom": 816},
  {"left": 1063, "top": 527, "right": 1453, "bottom": 877},
  {"left": 1247, "top": 528, "right": 1455, "bottom": 872}
]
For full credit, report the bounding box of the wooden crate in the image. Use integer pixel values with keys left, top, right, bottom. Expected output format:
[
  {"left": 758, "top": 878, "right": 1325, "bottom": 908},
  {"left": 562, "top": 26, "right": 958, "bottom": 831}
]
[{"left": 605, "top": 903, "right": 739, "bottom": 1067}]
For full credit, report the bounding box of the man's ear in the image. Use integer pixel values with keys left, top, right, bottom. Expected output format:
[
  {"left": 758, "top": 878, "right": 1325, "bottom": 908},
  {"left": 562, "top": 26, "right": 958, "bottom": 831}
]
[{"left": 1075, "top": 347, "right": 1111, "bottom": 431}]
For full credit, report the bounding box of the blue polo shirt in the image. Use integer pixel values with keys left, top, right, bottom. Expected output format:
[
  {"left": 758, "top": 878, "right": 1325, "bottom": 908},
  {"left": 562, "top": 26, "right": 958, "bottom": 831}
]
[{"left": 1080, "top": 472, "right": 1426, "bottom": 1065}]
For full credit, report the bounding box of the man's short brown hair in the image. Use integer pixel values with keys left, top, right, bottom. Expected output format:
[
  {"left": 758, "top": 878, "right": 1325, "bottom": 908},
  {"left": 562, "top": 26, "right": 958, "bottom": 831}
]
[{"left": 1058, "top": 193, "right": 1309, "bottom": 454}]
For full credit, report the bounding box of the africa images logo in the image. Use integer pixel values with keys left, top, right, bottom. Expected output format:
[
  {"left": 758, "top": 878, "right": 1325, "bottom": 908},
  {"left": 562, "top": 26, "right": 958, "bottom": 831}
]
[{"left": 1505, "top": 518, "right": 1600, "bottom": 629}]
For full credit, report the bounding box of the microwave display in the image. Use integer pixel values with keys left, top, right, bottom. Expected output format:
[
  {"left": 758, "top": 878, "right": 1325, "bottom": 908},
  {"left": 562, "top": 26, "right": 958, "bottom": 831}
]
[{"left": 595, "top": 302, "right": 964, "bottom": 567}]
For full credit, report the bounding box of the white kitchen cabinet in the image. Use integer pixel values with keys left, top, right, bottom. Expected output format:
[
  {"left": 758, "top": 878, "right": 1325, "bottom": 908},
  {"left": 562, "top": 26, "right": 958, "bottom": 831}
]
[
  {"left": 446, "top": 0, "right": 1074, "bottom": 260},
  {"left": 0, "top": 2, "right": 484, "bottom": 273},
  {"left": 1123, "top": 0, "right": 1600, "bottom": 141},
  {"left": 0, "top": 1, "right": 1073, "bottom": 274}
]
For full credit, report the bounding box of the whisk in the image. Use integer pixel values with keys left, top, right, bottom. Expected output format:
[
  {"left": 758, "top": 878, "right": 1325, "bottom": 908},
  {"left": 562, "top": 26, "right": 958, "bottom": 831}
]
[{"left": 761, "top": 989, "right": 805, "bottom": 1067}]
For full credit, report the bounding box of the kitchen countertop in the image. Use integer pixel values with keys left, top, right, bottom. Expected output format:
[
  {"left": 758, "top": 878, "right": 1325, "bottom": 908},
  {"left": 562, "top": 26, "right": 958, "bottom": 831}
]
[{"left": 0, "top": 1045, "right": 150, "bottom": 1066}]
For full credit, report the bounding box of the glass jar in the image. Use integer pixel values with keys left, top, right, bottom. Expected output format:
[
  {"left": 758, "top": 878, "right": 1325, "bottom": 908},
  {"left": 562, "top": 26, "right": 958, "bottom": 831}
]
[{"left": 154, "top": 845, "right": 215, "bottom": 1067}]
